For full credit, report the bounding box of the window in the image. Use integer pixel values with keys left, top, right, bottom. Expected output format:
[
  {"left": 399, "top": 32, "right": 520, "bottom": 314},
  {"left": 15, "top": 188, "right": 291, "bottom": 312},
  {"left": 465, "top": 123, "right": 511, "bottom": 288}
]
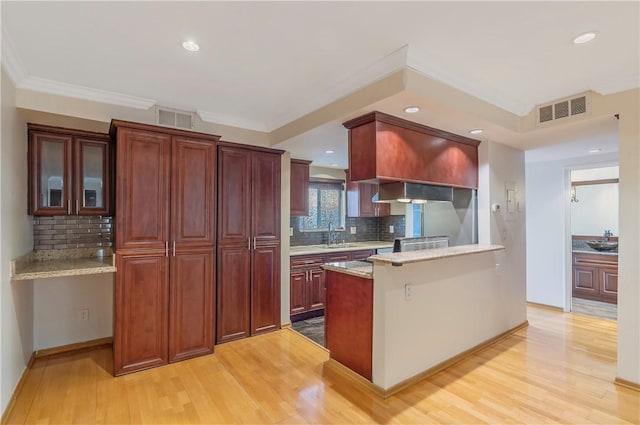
[{"left": 299, "top": 180, "right": 345, "bottom": 231}]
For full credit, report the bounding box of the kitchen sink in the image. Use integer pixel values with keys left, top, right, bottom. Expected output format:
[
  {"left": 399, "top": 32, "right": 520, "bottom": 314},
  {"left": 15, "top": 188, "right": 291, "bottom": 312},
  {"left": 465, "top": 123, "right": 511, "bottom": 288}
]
[
  {"left": 586, "top": 240, "right": 618, "bottom": 251},
  {"left": 325, "top": 243, "right": 357, "bottom": 249}
]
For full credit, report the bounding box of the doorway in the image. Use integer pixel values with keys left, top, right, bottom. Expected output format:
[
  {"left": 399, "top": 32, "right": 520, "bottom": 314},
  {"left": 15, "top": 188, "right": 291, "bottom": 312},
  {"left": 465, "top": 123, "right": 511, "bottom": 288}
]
[{"left": 567, "top": 165, "right": 619, "bottom": 321}]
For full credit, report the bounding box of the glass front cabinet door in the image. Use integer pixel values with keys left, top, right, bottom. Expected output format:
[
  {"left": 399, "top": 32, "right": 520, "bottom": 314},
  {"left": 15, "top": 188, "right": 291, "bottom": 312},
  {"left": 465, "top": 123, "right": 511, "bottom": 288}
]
[{"left": 28, "top": 124, "right": 112, "bottom": 216}]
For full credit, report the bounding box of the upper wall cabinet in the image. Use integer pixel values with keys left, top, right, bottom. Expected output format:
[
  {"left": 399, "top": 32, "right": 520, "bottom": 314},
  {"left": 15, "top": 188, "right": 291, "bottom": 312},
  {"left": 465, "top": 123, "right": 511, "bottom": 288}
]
[
  {"left": 290, "top": 159, "right": 312, "bottom": 217},
  {"left": 344, "top": 112, "right": 481, "bottom": 189},
  {"left": 28, "top": 124, "right": 113, "bottom": 216}
]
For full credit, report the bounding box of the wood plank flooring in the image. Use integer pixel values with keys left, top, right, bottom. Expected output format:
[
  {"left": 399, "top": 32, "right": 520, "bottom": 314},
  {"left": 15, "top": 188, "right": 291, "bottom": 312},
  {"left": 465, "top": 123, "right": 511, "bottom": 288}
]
[{"left": 3, "top": 305, "right": 639, "bottom": 424}]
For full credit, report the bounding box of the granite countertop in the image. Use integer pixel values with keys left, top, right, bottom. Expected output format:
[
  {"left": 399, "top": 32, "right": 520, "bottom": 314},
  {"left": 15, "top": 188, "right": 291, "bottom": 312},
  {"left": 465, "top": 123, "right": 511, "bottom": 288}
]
[
  {"left": 322, "top": 260, "right": 373, "bottom": 279},
  {"left": 369, "top": 244, "right": 505, "bottom": 267},
  {"left": 290, "top": 241, "right": 393, "bottom": 256},
  {"left": 572, "top": 249, "right": 618, "bottom": 256},
  {"left": 11, "top": 248, "right": 116, "bottom": 281}
]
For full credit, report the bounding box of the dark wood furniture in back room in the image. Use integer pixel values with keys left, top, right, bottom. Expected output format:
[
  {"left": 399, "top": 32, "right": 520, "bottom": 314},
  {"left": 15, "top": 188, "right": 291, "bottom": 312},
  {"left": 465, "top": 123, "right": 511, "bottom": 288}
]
[
  {"left": 111, "top": 120, "right": 219, "bottom": 375},
  {"left": 28, "top": 123, "right": 113, "bottom": 216},
  {"left": 216, "top": 143, "right": 283, "bottom": 344}
]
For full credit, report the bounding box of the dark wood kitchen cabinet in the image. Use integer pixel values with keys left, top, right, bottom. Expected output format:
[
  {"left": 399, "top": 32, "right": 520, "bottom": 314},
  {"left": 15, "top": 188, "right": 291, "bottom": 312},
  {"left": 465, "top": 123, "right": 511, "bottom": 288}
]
[
  {"left": 28, "top": 123, "right": 112, "bottom": 216},
  {"left": 111, "top": 120, "right": 219, "bottom": 375},
  {"left": 290, "top": 159, "right": 312, "bottom": 216},
  {"left": 290, "top": 254, "right": 326, "bottom": 320},
  {"left": 217, "top": 143, "right": 283, "bottom": 344},
  {"left": 344, "top": 111, "right": 480, "bottom": 189},
  {"left": 346, "top": 182, "right": 390, "bottom": 217},
  {"left": 572, "top": 252, "right": 618, "bottom": 304}
]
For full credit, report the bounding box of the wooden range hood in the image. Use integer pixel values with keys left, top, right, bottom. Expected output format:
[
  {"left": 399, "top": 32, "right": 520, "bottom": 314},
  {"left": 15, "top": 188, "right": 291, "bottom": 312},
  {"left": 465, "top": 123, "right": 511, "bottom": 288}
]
[{"left": 343, "top": 112, "right": 481, "bottom": 190}]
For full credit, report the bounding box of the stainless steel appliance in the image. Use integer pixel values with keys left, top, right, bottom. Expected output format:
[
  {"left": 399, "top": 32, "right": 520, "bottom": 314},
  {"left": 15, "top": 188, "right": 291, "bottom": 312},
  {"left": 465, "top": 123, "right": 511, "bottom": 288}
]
[{"left": 392, "top": 236, "right": 449, "bottom": 253}]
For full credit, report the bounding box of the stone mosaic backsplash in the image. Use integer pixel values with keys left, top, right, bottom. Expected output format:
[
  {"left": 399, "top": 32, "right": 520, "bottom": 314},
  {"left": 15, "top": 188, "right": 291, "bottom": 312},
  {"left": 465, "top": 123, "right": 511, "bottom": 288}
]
[
  {"left": 290, "top": 215, "right": 405, "bottom": 246},
  {"left": 33, "top": 216, "right": 113, "bottom": 250}
]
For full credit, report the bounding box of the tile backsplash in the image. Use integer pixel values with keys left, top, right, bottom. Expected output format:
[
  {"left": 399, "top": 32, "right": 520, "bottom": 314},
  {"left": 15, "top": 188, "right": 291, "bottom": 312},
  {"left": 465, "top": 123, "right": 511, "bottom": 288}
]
[
  {"left": 290, "top": 215, "right": 405, "bottom": 246},
  {"left": 33, "top": 216, "right": 113, "bottom": 250}
]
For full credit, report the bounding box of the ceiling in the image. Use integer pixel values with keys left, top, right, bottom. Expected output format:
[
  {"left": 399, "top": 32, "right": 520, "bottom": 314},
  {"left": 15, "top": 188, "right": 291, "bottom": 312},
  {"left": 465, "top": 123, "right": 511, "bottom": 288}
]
[{"left": 2, "top": 1, "right": 638, "bottom": 168}]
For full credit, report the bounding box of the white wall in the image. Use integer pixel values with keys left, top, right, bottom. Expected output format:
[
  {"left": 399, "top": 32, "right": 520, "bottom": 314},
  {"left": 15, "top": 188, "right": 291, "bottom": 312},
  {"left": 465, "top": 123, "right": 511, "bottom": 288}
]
[
  {"left": 478, "top": 140, "right": 527, "bottom": 325},
  {"left": 616, "top": 90, "right": 640, "bottom": 384},
  {"left": 1, "top": 69, "right": 34, "bottom": 414},
  {"left": 33, "top": 274, "right": 113, "bottom": 350},
  {"left": 372, "top": 250, "right": 519, "bottom": 389},
  {"left": 525, "top": 153, "right": 618, "bottom": 309}
]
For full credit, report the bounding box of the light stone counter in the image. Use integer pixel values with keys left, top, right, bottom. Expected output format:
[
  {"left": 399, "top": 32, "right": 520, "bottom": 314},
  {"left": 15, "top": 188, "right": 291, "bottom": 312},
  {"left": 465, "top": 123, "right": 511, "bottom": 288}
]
[
  {"left": 369, "top": 244, "right": 504, "bottom": 266},
  {"left": 11, "top": 248, "right": 116, "bottom": 280},
  {"left": 573, "top": 249, "right": 618, "bottom": 257},
  {"left": 322, "top": 260, "right": 373, "bottom": 279},
  {"left": 290, "top": 241, "right": 393, "bottom": 256}
]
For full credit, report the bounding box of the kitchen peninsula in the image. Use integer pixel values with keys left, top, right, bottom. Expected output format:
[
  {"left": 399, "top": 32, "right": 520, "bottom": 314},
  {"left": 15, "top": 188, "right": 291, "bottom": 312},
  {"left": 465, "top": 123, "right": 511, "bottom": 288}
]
[{"left": 323, "top": 243, "right": 528, "bottom": 396}]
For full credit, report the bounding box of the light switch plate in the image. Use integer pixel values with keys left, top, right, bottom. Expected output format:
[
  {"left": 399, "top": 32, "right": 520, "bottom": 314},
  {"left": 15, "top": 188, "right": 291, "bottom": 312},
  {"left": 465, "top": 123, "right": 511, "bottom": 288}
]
[
  {"left": 289, "top": 227, "right": 293, "bottom": 236},
  {"left": 389, "top": 225, "right": 394, "bottom": 233},
  {"left": 350, "top": 226, "right": 356, "bottom": 234}
]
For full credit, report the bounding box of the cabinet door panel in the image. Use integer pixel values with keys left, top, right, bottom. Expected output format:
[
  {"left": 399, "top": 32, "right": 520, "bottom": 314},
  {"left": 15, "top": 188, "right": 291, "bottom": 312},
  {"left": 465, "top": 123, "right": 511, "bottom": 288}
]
[
  {"left": 252, "top": 152, "right": 281, "bottom": 242},
  {"left": 290, "top": 270, "right": 307, "bottom": 315},
  {"left": 116, "top": 128, "right": 171, "bottom": 251},
  {"left": 251, "top": 245, "right": 280, "bottom": 335},
  {"left": 217, "top": 147, "right": 251, "bottom": 245},
  {"left": 290, "top": 159, "right": 310, "bottom": 216},
  {"left": 169, "top": 247, "right": 215, "bottom": 362},
  {"left": 114, "top": 253, "right": 169, "bottom": 375},
  {"left": 75, "top": 138, "right": 111, "bottom": 215},
  {"left": 308, "top": 268, "right": 325, "bottom": 311},
  {"left": 599, "top": 267, "right": 618, "bottom": 304},
  {"left": 172, "top": 136, "right": 217, "bottom": 247},
  {"left": 29, "top": 131, "right": 73, "bottom": 215},
  {"left": 217, "top": 245, "right": 251, "bottom": 343},
  {"left": 574, "top": 266, "right": 597, "bottom": 291}
]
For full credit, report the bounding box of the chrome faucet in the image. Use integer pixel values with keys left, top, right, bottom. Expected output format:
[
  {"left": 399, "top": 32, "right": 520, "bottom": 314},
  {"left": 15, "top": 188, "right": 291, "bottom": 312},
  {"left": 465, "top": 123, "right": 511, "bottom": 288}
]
[
  {"left": 603, "top": 230, "right": 613, "bottom": 241},
  {"left": 327, "top": 222, "right": 335, "bottom": 246}
]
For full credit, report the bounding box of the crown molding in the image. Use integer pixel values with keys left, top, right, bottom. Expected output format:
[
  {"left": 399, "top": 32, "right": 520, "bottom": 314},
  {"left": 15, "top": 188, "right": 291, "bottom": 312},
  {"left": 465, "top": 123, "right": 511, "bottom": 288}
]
[
  {"left": 17, "top": 77, "right": 156, "bottom": 110},
  {"left": 1, "top": 26, "right": 28, "bottom": 85},
  {"left": 196, "top": 110, "right": 269, "bottom": 133},
  {"left": 406, "top": 51, "right": 531, "bottom": 117},
  {"left": 266, "top": 45, "right": 409, "bottom": 131}
]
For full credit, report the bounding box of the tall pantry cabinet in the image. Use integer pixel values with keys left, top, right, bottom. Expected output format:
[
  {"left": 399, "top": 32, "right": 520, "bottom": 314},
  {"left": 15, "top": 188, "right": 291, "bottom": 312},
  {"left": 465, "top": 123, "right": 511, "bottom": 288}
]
[
  {"left": 110, "top": 120, "right": 219, "bottom": 375},
  {"left": 216, "top": 143, "right": 283, "bottom": 344}
]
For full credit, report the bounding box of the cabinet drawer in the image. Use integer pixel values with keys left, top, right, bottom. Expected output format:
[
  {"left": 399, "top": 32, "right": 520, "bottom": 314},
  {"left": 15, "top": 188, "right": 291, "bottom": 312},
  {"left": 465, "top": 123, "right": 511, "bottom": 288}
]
[
  {"left": 351, "top": 249, "right": 374, "bottom": 260},
  {"left": 291, "top": 255, "right": 325, "bottom": 268},
  {"left": 326, "top": 253, "right": 351, "bottom": 263},
  {"left": 573, "top": 253, "right": 618, "bottom": 267}
]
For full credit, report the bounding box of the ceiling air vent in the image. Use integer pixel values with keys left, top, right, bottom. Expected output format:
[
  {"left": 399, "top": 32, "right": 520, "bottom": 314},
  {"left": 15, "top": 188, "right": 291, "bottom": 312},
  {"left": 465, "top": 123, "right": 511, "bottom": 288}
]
[
  {"left": 554, "top": 101, "right": 569, "bottom": 119},
  {"left": 155, "top": 106, "right": 195, "bottom": 129},
  {"left": 537, "top": 93, "right": 590, "bottom": 126}
]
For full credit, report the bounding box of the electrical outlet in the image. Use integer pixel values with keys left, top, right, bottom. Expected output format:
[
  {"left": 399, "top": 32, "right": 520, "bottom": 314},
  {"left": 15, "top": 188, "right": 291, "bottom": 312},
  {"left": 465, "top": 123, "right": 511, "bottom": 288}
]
[
  {"left": 289, "top": 227, "right": 294, "bottom": 236},
  {"left": 404, "top": 284, "right": 413, "bottom": 301},
  {"left": 389, "top": 225, "right": 394, "bottom": 233},
  {"left": 350, "top": 226, "right": 356, "bottom": 234},
  {"left": 79, "top": 308, "right": 89, "bottom": 321}
]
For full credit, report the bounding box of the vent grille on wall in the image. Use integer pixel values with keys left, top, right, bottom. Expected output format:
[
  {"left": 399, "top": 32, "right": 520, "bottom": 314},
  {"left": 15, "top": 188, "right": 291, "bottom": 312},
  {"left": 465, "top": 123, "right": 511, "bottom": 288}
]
[
  {"left": 537, "top": 94, "right": 590, "bottom": 126},
  {"left": 155, "top": 106, "right": 195, "bottom": 129}
]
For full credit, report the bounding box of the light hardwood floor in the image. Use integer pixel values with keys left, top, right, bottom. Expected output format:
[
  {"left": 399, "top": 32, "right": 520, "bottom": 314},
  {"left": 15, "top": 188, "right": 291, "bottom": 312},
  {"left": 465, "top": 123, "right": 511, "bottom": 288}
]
[{"left": 3, "top": 305, "right": 638, "bottom": 424}]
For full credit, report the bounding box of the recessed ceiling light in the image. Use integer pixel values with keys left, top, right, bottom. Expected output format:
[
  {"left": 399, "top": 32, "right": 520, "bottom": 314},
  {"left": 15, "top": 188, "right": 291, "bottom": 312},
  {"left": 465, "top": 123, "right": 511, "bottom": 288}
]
[
  {"left": 573, "top": 31, "right": 597, "bottom": 44},
  {"left": 588, "top": 148, "right": 602, "bottom": 154},
  {"left": 182, "top": 40, "right": 200, "bottom": 52},
  {"left": 325, "top": 150, "right": 335, "bottom": 154},
  {"left": 404, "top": 106, "right": 420, "bottom": 114},
  {"left": 469, "top": 129, "right": 483, "bottom": 135}
]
